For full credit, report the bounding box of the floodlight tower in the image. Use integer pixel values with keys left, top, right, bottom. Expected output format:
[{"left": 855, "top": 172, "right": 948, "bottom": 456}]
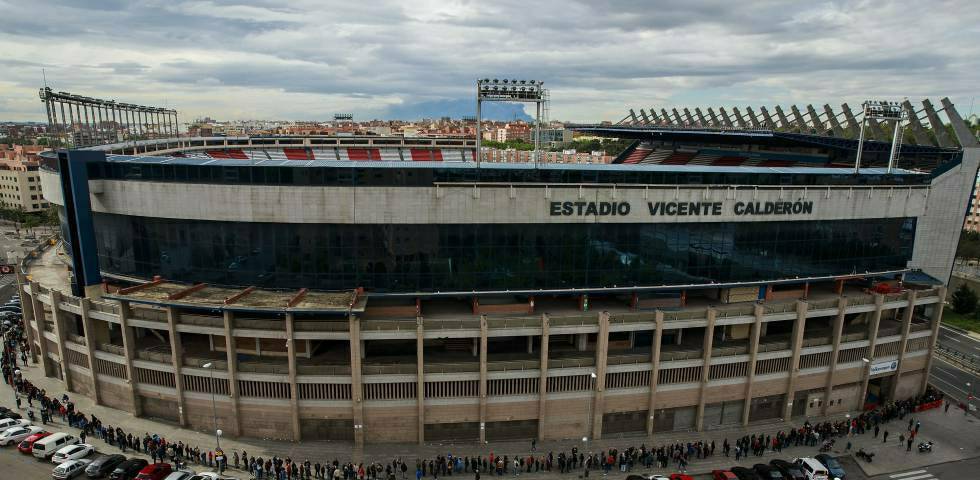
[
  {"left": 476, "top": 78, "right": 548, "bottom": 165},
  {"left": 854, "top": 100, "right": 909, "bottom": 174}
]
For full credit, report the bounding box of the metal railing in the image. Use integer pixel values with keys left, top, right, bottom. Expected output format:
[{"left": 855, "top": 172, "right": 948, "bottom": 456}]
[{"left": 935, "top": 345, "right": 979, "bottom": 374}]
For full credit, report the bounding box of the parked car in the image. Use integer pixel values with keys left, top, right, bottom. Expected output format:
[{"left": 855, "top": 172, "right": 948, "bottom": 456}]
[
  {"left": 793, "top": 458, "right": 830, "bottom": 480},
  {"left": 669, "top": 475, "right": 694, "bottom": 480},
  {"left": 712, "top": 471, "right": 738, "bottom": 480},
  {"left": 753, "top": 464, "right": 784, "bottom": 480},
  {"left": 770, "top": 459, "right": 806, "bottom": 480},
  {"left": 54, "top": 459, "right": 94, "bottom": 480},
  {"left": 109, "top": 459, "right": 149, "bottom": 480},
  {"left": 187, "top": 474, "right": 239, "bottom": 480},
  {"left": 731, "top": 467, "right": 762, "bottom": 480},
  {"left": 34, "top": 432, "right": 80, "bottom": 459},
  {"left": 813, "top": 455, "right": 845, "bottom": 480},
  {"left": 626, "top": 475, "right": 670, "bottom": 480},
  {"left": 0, "top": 410, "right": 23, "bottom": 420},
  {"left": 162, "top": 471, "right": 196, "bottom": 480},
  {"left": 53, "top": 443, "right": 96, "bottom": 463},
  {"left": 135, "top": 463, "right": 173, "bottom": 480},
  {"left": 0, "top": 425, "right": 43, "bottom": 446},
  {"left": 85, "top": 454, "right": 127, "bottom": 478},
  {"left": 0, "top": 417, "right": 30, "bottom": 430},
  {"left": 18, "top": 431, "right": 52, "bottom": 454}
]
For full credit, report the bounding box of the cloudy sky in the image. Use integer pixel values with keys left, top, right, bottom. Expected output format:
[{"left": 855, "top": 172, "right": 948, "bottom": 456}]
[{"left": 0, "top": 0, "right": 978, "bottom": 122}]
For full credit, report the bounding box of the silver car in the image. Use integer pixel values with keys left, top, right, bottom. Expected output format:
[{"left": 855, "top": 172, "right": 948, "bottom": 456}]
[{"left": 53, "top": 458, "right": 92, "bottom": 479}]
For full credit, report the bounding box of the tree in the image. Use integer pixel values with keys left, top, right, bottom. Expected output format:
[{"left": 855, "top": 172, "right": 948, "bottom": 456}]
[{"left": 951, "top": 283, "right": 978, "bottom": 315}]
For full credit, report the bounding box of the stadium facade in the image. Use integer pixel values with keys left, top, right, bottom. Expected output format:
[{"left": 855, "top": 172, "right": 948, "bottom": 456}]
[{"left": 20, "top": 98, "right": 980, "bottom": 445}]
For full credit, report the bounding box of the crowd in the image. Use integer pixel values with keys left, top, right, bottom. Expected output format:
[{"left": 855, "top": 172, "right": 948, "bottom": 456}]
[{"left": 0, "top": 308, "right": 948, "bottom": 480}]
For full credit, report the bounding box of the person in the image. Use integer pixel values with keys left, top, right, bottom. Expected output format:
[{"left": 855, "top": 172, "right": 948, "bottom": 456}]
[
  {"left": 883, "top": 430, "right": 889, "bottom": 443},
  {"left": 946, "top": 401, "right": 951, "bottom": 413},
  {"left": 906, "top": 438, "right": 913, "bottom": 452},
  {"left": 530, "top": 440, "right": 535, "bottom": 452}
]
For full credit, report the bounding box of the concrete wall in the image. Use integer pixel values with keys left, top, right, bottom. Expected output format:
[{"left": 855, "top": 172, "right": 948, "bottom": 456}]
[
  {"left": 911, "top": 148, "right": 980, "bottom": 282},
  {"left": 41, "top": 170, "right": 928, "bottom": 225}
]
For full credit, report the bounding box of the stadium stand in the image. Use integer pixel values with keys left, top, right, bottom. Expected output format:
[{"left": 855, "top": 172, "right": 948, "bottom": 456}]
[
  {"left": 409, "top": 149, "right": 433, "bottom": 161},
  {"left": 206, "top": 149, "right": 249, "bottom": 159},
  {"left": 711, "top": 155, "right": 748, "bottom": 166}
]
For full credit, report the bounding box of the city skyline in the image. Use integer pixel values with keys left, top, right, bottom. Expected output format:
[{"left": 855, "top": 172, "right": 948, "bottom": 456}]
[{"left": 0, "top": 0, "right": 978, "bottom": 123}]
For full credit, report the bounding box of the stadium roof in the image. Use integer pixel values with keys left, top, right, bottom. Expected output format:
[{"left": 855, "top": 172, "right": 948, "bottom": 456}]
[{"left": 574, "top": 97, "right": 977, "bottom": 161}]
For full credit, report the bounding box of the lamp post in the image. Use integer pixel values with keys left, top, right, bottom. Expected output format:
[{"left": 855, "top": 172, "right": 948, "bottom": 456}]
[
  {"left": 585, "top": 372, "right": 597, "bottom": 443},
  {"left": 202, "top": 362, "right": 221, "bottom": 450},
  {"left": 860, "top": 358, "right": 871, "bottom": 409}
]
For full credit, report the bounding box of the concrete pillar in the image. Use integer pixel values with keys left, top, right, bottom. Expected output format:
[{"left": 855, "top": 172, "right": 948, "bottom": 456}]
[
  {"left": 415, "top": 316, "right": 425, "bottom": 444},
  {"left": 117, "top": 301, "right": 142, "bottom": 417},
  {"left": 360, "top": 339, "right": 366, "bottom": 359},
  {"left": 30, "top": 282, "right": 52, "bottom": 376},
  {"left": 695, "top": 309, "right": 717, "bottom": 431},
  {"left": 472, "top": 338, "right": 478, "bottom": 357},
  {"left": 591, "top": 311, "right": 610, "bottom": 439},
  {"left": 18, "top": 276, "right": 38, "bottom": 364},
  {"left": 165, "top": 307, "right": 188, "bottom": 426},
  {"left": 478, "top": 315, "right": 488, "bottom": 444},
  {"left": 822, "top": 296, "right": 848, "bottom": 415},
  {"left": 889, "top": 290, "right": 918, "bottom": 399},
  {"left": 628, "top": 331, "right": 636, "bottom": 349},
  {"left": 741, "top": 304, "right": 765, "bottom": 426},
  {"left": 222, "top": 311, "right": 242, "bottom": 437},
  {"left": 782, "top": 300, "right": 809, "bottom": 420},
  {"left": 284, "top": 313, "right": 301, "bottom": 441},
  {"left": 79, "top": 299, "right": 101, "bottom": 406},
  {"left": 859, "top": 294, "right": 884, "bottom": 409},
  {"left": 349, "top": 315, "right": 365, "bottom": 448},
  {"left": 536, "top": 313, "right": 550, "bottom": 441},
  {"left": 920, "top": 287, "right": 946, "bottom": 394},
  {"left": 646, "top": 311, "right": 664, "bottom": 435},
  {"left": 48, "top": 290, "right": 73, "bottom": 391},
  {"left": 576, "top": 333, "right": 588, "bottom": 351}
]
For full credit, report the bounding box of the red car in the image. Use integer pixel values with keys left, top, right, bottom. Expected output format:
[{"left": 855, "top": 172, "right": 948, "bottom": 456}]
[
  {"left": 712, "top": 471, "right": 738, "bottom": 480},
  {"left": 135, "top": 463, "right": 173, "bottom": 480},
  {"left": 17, "top": 431, "right": 51, "bottom": 454},
  {"left": 670, "top": 474, "right": 695, "bottom": 480}
]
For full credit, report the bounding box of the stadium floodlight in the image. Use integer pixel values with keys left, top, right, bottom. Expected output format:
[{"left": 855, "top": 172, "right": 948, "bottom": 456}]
[
  {"left": 475, "top": 77, "right": 549, "bottom": 166},
  {"left": 854, "top": 99, "right": 910, "bottom": 174}
]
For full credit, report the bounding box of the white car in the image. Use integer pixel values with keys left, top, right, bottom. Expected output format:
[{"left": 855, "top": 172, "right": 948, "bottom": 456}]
[
  {"left": 52, "top": 443, "right": 95, "bottom": 463},
  {"left": 0, "top": 417, "right": 30, "bottom": 430},
  {"left": 0, "top": 425, "right": 43, "bottom": 446},
  {"left": 52, "top": 458, "right": 92, "bottom": 480},
  {"left": 164, "top": 471, "right": 197, "bottom": 480}
]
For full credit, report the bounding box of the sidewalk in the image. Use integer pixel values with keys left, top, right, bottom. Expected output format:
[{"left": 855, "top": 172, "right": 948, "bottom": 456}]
[{"left": 5, "top": 358, "right": 979, "bottom": 478}]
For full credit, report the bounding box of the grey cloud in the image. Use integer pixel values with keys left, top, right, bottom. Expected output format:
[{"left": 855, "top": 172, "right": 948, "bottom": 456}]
[{"left": 0, "top": 0, "right": 977, "bottom": 122}]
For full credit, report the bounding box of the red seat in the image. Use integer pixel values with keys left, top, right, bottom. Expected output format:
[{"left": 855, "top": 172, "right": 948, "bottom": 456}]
[
  {"left": 661, "top": 151, "right": 697, "bottom": 165},
  {"left": 347, "top": 148, "right": 381, "bottom": 161},
  {"left": 621, "top": 148, "right": 651, "bottom": 164},
  {"left": 283, "top": 148, "right": 311, "bottom": 160}
]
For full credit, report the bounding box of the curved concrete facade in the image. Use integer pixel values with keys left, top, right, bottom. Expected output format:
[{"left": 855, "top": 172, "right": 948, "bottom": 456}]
[{"left": 20, "top": 276, "right": 944, "bottom": 445}]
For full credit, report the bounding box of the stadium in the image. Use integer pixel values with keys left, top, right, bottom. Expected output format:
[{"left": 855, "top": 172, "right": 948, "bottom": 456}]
[{"left": 19, "top": 93, "right": 979, "bottom": 446}]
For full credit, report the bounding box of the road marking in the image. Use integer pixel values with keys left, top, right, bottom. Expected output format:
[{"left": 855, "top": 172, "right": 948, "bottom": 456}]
[
  {"left": 891, "top": 474, "right": 933, "bottom": 480},
  {"left": 889, "top": 470, "right": 927, "bottom": 478}
]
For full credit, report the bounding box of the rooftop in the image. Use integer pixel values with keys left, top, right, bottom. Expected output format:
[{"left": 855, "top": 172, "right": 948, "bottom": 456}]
[{"left": 103, "top": 279, "right": 364, "bottom": 315}]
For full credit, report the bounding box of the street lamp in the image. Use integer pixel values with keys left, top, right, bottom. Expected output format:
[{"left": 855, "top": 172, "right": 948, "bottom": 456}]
[
  {"left": 967, "top": 382, "right": 976, "bottom": 413},
  {"left": 202, "top": 362, "right": 221, "bottom": 450},
  {"left": 585, "top": 372, "right": 597, "bottom": 443}
]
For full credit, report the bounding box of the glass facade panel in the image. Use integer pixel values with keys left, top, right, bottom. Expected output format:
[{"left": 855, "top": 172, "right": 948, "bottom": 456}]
[{"left": 91, "top": 213, "right": 916, "bottom": 293}]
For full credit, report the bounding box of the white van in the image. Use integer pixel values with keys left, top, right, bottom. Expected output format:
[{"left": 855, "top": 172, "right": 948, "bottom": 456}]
[
  {"left": 32, "top": 432, "right": 78, "bottom": 459},
  {"left": 795, "top": 458, "right": 830, "bottom": 480}
]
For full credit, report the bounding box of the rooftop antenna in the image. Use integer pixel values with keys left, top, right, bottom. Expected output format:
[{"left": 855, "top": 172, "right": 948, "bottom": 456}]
[{"left": 42, "top": 68, "right": 48, "bottom": 88}]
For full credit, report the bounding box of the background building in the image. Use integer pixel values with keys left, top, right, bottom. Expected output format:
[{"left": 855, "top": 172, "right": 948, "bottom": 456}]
[{"left": 0, "top": 143, "right": 48, "bottom": 212}]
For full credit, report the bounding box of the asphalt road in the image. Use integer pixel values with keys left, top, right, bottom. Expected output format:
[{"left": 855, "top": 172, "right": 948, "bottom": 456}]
[
  {"left": 868, "top": 456, "right": 980, "bottom": 480},
  {"left": 0, "top": 442, "right": 73, "bottom": 479},
  {"left": 937, "top": 325, "right": 980, "bottom": 360}
]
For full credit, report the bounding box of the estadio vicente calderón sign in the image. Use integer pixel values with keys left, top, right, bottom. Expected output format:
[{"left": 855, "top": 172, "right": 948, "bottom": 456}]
[{"left": 549, "top": 200, "right": 814, "bottom": 217}]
